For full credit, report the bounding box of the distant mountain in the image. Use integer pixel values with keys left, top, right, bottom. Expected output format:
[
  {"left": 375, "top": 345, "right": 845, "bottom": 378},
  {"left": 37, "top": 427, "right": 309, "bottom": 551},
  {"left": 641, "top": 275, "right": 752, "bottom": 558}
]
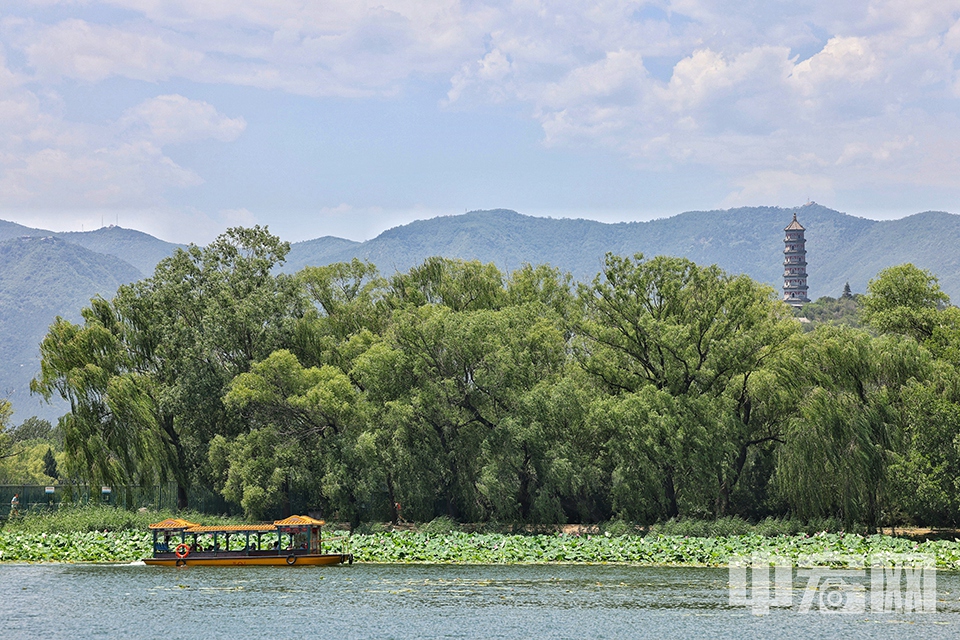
[
  {"left": 53, "top": 226, "right": 182, "bottom": 276},
  {"left": 5, "top": 203, "right": 960, "bottom": 423},
  {"left": 283, "top": 236, "right": 362, "bottom": 272},
  {"left": 0, "top": 219, "right": 50, "bottom": 241},
  {"left": 284, "top": 203, "right": 953, "bottom": 301},
  {"left": 0, "top": 222, "right": 182, "bottom": 276},
  {"left": 817, "top": 211, "right": 960, "bottom": 299},
  {"left": 0, "top": 237, "right": 145, "bottom": 421}
]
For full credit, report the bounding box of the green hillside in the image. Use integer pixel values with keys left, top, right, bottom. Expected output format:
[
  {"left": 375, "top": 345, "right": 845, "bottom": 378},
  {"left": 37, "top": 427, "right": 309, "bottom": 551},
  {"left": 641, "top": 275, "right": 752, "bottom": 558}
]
[
  {"left": 817, "top": 211, "right": 960, "bottom": 299},
  {"left": 53, "top": 226, "right": 182, "bottom": 276},
  {"left": 0, "top": 237, "right": 143, "bottom": 421},
  {"left": 5, "top": 203, "right": 960, "bottom": 424},
  {"left": 0, "top": 219, "right": 49, "bottom": 241},
  {"left": 284, "top": 236, "right": 362, "bottom": 272},
  {"left": 282, "top": 204, "right": 960, "bottom": 301},
  {"left": 0, "top": 221, "right": 181, "bottom": 276}
]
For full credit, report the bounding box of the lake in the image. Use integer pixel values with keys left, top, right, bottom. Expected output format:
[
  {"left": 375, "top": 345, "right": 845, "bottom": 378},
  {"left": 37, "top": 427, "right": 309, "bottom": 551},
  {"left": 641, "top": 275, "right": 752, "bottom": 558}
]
[{"left": 3, "top": 563, "right": 958, "bottom": 639}]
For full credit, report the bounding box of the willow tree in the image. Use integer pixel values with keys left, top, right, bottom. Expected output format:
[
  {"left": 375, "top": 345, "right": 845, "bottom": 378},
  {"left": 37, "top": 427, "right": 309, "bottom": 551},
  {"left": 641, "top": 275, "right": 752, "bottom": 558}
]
[
  {"left": 217, "top": 349, "right": 364, "bottom": 520},
  {"left": 860, "top": 263, "right": 949, "bottom": 343},
  {"left": 356, "top": 299, "right": 568, "bottom": 521},
  {"left": 776, "top": 326, "right": 931, "bottom": 527},
  {"left": 890, "top": 368, "right": 960, "bottom": 526},
  {"left": 31, "top": 297, "right": 175, "bottom": 490},
  {"left": 32, "top": 226, "right": 303, "bottom": 508},
  {"left": 578, "top": 253, "right": 798, "bottom": 520},
  {"left": 0, "top": 399, "right": 13, "bottom": 460},
  {"left": 293, "top": 259, "right": 388, "bottom": 370},
  {"left": 347, "top": 258, "right": 585, "bottom": 523},
  {"left": 859, "top": 263, "right": 960, "bottom": 525}
]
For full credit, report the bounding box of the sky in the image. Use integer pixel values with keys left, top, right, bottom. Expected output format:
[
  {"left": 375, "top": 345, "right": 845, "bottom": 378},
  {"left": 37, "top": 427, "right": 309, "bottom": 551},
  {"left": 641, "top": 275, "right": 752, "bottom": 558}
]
[{"left": 1, "top": 1, "right": 960, "bottom": 244}]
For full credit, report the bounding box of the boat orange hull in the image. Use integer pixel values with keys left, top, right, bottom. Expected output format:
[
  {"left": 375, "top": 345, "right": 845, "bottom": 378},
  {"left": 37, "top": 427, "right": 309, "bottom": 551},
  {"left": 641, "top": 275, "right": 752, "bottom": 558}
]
[{"left": 144, "top": 554, "right": 352, "bottom": 567}]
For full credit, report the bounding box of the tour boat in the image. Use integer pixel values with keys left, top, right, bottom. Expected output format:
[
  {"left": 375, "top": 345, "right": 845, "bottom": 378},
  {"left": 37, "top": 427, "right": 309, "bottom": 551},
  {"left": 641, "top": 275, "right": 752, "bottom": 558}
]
[{"left": 144, "top": 514, "right": 353, "bottom": 567}]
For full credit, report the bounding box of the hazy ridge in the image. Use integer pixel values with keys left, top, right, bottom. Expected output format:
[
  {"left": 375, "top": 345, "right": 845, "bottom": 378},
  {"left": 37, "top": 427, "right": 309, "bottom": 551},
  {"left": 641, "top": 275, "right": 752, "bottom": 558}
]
[{"left": 4, "top": 203, "right": 960, "bottom": 421}]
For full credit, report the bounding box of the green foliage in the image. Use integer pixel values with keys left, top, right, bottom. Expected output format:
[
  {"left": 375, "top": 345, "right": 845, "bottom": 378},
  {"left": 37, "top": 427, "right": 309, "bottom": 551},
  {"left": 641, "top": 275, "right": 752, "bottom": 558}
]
[
  {"left": 0, "top": 410, "right": 62, "bottom": 483},
  {"left": 30, "top": 234, "right": 960, "bottom": 529},
  {"left": 579, "top": 254, "right": 798, "bottom": 520},
  {"left": 0, "top": 530, "right": 151, "bottom": 562},
  {"left": 420, "top": 516, "right": 458, "bottom": 535},
  {"left": 646, "top": 516, "right": 846, "bottom": 537},
  {"left": 388, "top": 257, "right": 506, "bottom": 312},
  {"left": 42, "top": 447, "right": 58, "bottom": 480},
  {"left": 4, "top": 527, "right": 960, "bottom": 567},
  {"left": 2, "top": 504, "right": 241, "bottom": 534},
  {"left": 888, "top": 371, "right": 960, "bottom": 525},
  {"left": 347, "top": 531, "right": 960, "bottom": 568},
  {"left": 0, "top": 443, "right": 61, "bottom": 484},
  {"left": 8, "top": 417, "right": 55, "bottom": 444},
  {"left": 861, "top": 263, "right": 949, "bottom": 341},
  {"left": 775, "top": 327, "right": 930, "bottom": 527},
  {"left": 797, "top": 295, "right": 861, "bottom": 328},
  {"left": 599, "top": 519, "right": 640, "bottom": 537},
  {"left": 0, "top": 400, "right": 10, "bottom": 454},
  {"left": 31, "top": 226, "right": 304, "bottom": 509}
]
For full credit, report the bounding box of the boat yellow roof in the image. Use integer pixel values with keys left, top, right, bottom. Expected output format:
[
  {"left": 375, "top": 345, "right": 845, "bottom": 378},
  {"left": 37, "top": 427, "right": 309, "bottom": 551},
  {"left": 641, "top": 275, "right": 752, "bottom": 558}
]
[
  {"left": 149, "top": 515, "right": 324, "bottom": 533},
  {"left": 185, "top": 524, "right": 277, "bottom": 533},
  {"left": 149, "top": 518, "right": 200, "bottom": 530},
  {"left": 274, "top": 515, "right": 325, "bottom": 527}
]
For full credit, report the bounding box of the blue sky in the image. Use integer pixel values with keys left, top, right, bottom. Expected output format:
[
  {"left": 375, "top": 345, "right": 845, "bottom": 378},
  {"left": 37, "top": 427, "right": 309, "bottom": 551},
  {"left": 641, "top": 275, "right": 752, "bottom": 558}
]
[{"left": 2, "top": 1, "right": 960, "bottom": 243}]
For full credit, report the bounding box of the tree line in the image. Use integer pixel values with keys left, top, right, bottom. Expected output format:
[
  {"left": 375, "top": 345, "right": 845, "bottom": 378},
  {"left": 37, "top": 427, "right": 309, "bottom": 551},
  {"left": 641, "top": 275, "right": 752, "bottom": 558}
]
[{"left": 25, "top": 227, "right": 960, "bottom": 528}]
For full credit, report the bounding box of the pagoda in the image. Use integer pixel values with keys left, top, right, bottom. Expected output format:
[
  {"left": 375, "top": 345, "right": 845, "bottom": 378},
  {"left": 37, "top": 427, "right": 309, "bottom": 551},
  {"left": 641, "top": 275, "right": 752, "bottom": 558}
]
[{"left": 782, "top": 212, "right": 810, "bottom": 306}]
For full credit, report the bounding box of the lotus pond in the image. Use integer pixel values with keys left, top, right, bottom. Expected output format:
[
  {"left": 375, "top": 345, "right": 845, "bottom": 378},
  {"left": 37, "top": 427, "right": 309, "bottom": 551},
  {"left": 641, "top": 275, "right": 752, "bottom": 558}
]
[{"left": 4, "top": 529, "right": 960, "bottom": 569}]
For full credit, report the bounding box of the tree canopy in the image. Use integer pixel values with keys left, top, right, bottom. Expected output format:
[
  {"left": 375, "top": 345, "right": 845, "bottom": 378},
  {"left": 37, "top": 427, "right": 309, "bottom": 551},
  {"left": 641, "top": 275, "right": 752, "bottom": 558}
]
[{"left": 30, "top": 233, "right": 960, "bottom": 528}]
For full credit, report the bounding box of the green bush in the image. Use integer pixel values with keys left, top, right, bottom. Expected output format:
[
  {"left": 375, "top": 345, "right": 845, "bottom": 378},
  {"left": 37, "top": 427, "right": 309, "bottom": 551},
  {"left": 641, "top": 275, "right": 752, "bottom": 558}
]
[
  {"left": 419, "top": 516, "right": 458, "bottom": 535},
  {"left": 645, "top": 516, "right": 858, "bottom": 538},
  {"left": 599, "top": 519, "right": 639, "bottom": 537},
  {"left": 353, "top": 521, "right": 390, "bottom": 535},
  {"left": 2, "top": 504, "right": 244, "bottom": 534}
]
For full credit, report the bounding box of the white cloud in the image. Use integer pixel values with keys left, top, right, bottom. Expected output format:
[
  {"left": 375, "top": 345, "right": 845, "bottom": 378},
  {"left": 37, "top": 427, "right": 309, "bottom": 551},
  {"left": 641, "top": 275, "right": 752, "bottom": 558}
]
[
  {"left": 22, "top": 19, "right": 204, "bottom": 82},
  {"left": 792, "top": 37, "right": 880, "bottom": 89},
  {"left": 219, "top": 207, "right": 258, "bottom": 228},
  {"left": 0, "top": 84, "right": 245, "bottom": 207},
  {"left": 120, "top": 94, "right": 246, "bottom": 145},
  {"left": 723, "top": 171, "right": 836, "bottom": 209},
  {"left": 4, "top": 0, "right": 960, "bottom": 215},
  {"left": 8, "top": 2, "right": 482, "bottom": 97},
  {"left": 437, "top": 1, "right": 960, "bottom": 194},
  {"left": 0, "top": 140, "right": 203, "bottom": 206}
]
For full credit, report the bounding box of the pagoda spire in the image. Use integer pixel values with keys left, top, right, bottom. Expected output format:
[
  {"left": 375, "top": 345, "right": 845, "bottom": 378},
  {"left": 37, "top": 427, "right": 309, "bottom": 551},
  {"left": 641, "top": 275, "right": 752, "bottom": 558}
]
[{"left": 782, "top": 211, "right": 810, "bottom": 306}]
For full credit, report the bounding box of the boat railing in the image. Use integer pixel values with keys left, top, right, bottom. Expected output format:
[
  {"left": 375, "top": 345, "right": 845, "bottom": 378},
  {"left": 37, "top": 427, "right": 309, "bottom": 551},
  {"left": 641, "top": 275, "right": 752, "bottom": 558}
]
[{"left": 324, "top": 534, "right": 351, "bottom": 556}]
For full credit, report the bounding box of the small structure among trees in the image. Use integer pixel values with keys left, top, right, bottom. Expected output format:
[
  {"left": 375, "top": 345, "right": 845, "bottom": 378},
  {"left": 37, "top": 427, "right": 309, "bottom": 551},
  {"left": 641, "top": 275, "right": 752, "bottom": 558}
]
[{"left": 782, "top": 212, "right": 810, "bottom": 306}]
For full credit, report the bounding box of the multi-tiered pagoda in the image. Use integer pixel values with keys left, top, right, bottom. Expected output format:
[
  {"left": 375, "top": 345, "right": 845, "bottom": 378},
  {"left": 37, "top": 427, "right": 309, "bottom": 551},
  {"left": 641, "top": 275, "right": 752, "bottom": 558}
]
[{"left": 782, "top": 212, "right": 810, "bottom": 306}]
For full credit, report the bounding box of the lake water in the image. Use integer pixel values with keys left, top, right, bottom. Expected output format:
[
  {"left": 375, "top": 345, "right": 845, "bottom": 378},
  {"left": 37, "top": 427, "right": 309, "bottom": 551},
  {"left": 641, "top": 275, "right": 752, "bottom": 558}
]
[{"left": 2, "top": 563, "right": 959, "bottom": 639}]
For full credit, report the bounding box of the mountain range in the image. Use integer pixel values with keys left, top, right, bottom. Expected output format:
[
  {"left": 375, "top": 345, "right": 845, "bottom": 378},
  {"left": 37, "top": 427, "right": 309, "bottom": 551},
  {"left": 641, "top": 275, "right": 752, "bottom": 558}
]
[{"left": 3, "top": 203, "right": 960, "bottom": 422}]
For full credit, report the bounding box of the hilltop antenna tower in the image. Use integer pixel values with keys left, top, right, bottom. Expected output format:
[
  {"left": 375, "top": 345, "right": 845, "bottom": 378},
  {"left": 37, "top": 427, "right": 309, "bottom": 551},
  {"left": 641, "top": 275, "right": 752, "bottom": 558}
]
[{"left": 782, "top": 211, "right": 810, "bottom": 307}]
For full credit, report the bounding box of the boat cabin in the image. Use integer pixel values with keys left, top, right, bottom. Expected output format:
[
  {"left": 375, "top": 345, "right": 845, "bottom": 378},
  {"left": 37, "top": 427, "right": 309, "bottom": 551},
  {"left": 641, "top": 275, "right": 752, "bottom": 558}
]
[{"left": 146, "top": 515, "right": 351, "bottom": 566}]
